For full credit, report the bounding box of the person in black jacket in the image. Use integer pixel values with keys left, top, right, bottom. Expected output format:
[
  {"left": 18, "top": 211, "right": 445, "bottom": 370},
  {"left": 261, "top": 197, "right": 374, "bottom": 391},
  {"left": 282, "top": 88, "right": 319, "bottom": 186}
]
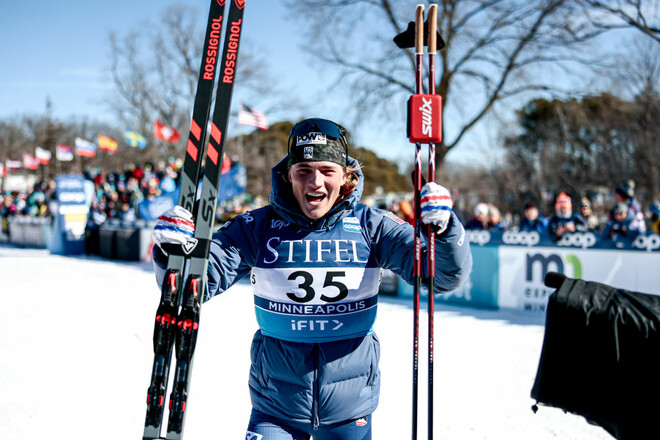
[{"left": 548, "top": 192, "right": 588, "bottom": 241}]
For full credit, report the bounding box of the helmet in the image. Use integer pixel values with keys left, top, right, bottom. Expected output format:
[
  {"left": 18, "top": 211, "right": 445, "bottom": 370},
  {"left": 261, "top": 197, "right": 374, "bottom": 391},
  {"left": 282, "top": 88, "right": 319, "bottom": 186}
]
[{"left": 287, "top": 118, "right": 348, "bottom": 167}]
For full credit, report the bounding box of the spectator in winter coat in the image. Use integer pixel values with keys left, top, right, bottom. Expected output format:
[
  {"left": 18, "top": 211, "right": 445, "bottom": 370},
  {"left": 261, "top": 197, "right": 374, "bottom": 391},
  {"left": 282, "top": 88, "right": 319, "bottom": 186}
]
[
  {"left": 118, "top": 200, "right": 137, "bottom": 223},
  {"left": 487, "top": 204, "right": 508, "bottom": 231},
  {"left": 578, "top": 197, "right": 599, "bottom": 232},
  {"left": 548, "top": 192, "right": 588, "bottom": 241},
  {"left": 602, "top": 203, "right": 644, "bottom": 244},
  {"left": 466, "top": 202, "right": 490, "bottom": 229},
  {"left": 519, "top": 202, "right": 548, "bottom": 233},
  {"left": 649, "top": 201, "right": 660, "bottom": 235},
  {"left": 151, "top": 118, "right": 472, "bottom": 439},
  {"left": 612, "top": 181, "right": 644, "bottom": 224}
]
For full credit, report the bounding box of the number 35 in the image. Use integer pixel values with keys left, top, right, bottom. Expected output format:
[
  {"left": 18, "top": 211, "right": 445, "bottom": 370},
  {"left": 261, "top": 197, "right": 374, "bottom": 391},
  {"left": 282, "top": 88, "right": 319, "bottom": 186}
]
[{"left": 287, "top": 271, "right": 348, "bottom": 303}]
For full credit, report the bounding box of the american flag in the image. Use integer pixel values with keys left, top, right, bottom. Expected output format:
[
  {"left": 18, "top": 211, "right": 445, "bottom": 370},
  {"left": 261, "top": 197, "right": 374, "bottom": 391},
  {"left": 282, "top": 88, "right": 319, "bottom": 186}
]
[{"left": 238, "top": 103, "right": 269, "bottom": 130}]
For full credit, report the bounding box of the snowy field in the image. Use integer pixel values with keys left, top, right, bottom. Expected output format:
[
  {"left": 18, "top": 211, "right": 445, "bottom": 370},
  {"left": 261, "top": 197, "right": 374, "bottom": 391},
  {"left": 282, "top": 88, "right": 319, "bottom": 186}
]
[{"left": 0, "top": 244, "right": 613, "bottom": 440}]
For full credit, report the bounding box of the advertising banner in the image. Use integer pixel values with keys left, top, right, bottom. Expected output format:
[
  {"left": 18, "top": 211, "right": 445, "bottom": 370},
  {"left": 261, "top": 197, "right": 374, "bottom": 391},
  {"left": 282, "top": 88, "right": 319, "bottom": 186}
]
[
  {"left": 51, "top": 175, "right": 91, "bottom": 254},
  {"left": 440, "top": 245, "right": 499, "bottom": 309},
  {"left": 396, "top": 246, "right": 500, "bottom": 310},
  {"left": 498, "top": 246, "right": 660, "bottom": 313}
]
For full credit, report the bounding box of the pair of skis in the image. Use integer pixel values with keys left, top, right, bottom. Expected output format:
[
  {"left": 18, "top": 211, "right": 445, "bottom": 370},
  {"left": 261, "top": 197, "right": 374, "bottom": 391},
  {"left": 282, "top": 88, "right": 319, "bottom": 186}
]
[
  {"left": 143, "top": 1, "right": 246, "bottom": 439},
  {"left": 395, "top": 4, "right": 445, "bottom": 439}
]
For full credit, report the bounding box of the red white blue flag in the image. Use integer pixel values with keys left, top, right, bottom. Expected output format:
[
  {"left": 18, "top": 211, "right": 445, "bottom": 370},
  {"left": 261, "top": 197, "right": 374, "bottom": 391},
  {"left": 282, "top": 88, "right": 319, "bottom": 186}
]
[{"left": 238, "top": 103, "right": 269, "bottom": 130}]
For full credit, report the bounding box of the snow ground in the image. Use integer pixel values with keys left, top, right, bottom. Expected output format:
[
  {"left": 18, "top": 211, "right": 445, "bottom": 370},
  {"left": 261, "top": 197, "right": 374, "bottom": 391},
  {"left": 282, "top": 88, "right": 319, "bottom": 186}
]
[{"left": 0, "top": 245, "right": 613, "bottom": 439}]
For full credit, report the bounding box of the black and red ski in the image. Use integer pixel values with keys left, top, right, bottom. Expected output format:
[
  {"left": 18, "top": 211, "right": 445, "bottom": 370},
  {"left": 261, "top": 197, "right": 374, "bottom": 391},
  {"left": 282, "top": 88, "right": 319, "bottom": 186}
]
[{"left": 143, "top": 1, "right": 247, "bottom": 439}]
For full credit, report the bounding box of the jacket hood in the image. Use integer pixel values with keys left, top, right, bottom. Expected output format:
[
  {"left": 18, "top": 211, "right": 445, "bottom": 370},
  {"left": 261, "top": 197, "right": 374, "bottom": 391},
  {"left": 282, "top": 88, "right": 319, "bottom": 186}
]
[{"left": 269, "top": 155, "right": 364, "bottom": 230}]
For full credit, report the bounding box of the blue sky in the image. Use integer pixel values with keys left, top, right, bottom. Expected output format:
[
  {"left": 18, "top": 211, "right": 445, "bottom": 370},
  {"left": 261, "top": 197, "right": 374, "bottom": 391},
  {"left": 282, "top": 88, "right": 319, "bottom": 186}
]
[
  {"left": 0, "top": 0, "right": 427, "bottom": 165},
  {"left": 0, "top": 2, "right": 312, "bottom": 120},
  {"left": 0, "top": 1, "right": 636, "bottom": 167}
]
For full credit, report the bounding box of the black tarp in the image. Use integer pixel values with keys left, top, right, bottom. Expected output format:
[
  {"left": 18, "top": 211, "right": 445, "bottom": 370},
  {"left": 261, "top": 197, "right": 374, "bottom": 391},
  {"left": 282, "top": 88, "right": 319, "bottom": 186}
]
[{"left": 531, "top": 273, "right": 660, "bottom": 439}]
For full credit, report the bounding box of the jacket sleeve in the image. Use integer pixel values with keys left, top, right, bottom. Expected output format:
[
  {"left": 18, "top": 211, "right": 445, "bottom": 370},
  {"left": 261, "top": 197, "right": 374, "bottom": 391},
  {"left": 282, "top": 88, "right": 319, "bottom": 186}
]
[
  {"left": 152, "top": 208, "right": 266, "bottom": 302},
  {"left": 367, "top": 208, "right": 472, "bottom": 295}
]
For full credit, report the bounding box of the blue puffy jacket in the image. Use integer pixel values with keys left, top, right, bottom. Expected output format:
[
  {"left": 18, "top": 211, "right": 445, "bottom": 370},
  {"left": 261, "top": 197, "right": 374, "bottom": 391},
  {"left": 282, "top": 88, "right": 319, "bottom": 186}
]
[{"left": 154, "top": 156, "right": 472, "bottom": 428}]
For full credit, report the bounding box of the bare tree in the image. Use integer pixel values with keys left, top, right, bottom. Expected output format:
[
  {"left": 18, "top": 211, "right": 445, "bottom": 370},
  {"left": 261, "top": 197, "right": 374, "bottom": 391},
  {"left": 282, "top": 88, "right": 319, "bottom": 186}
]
[
  {"left": 579, "top": 0, "right": 660, "bottom": 43},
  {"left": 284, "top": 0, "right": 606, "bottom": 165},
  {"left": 108, "top": 4, "right": 199, "bottom": 161},
  {"left": 0, "top": 98, "right": 120, "bottom": 178},
  {"left": 108, "top": 3, "right": 270, "bottom": 162}
]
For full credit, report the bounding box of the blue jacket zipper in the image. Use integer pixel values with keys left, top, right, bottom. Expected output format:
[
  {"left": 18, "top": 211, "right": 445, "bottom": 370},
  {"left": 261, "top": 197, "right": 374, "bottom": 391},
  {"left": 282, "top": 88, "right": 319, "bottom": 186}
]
[{"left": 312, "top": 343, "right": 320, "bottom": 430}]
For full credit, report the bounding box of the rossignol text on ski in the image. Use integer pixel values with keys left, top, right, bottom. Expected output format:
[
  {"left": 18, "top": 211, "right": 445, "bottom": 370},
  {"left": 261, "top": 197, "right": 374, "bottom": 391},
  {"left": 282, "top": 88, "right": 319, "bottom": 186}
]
[{"left": 143, "top": 1, "right": 247, "bottom": 439}]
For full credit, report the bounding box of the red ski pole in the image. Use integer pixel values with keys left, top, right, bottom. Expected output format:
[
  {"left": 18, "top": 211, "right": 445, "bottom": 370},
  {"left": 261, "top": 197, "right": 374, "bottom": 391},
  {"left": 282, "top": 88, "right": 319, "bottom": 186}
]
[
  {"left": 411, "top": 5, "right": 425, "bottom": 440},
  {"left": 394, "top": 4, "right": 444, "bottom": 438},
  {"left": 426, "top": 6, "right": 438, "bottom": 438}
]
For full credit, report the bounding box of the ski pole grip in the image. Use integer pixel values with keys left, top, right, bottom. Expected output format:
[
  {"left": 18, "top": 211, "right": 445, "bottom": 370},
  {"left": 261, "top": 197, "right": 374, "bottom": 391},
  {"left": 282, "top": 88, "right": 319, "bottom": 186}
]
[
  {"left": 428, "top": 4, "right": 438, "bottom": 53},
  {"left": 415, "top": 5, "right": 424, "bottom": 54}
]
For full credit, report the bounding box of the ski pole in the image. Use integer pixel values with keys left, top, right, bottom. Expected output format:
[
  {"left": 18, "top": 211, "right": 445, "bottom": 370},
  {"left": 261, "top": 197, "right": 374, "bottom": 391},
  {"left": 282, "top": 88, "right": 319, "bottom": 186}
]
[
  {"left": 426, "top": 6, "right": 438, "bottom": 438},
  {"left": 411, "top": 5, "right": 425, "bottom": 440},
  {"left": 394, "top": 4, "right": 445, "bottom": 438}
]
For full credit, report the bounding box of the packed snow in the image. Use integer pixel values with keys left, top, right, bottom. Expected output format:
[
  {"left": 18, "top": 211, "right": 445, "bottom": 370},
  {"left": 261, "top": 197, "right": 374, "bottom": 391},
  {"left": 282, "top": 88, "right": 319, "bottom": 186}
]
[{"left": 0, "top": 245, "right": 612, "bottom": 439}]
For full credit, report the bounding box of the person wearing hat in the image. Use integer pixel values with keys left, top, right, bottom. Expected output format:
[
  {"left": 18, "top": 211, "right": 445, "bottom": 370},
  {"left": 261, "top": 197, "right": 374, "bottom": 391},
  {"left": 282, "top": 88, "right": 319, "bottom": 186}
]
[
  {"left": 578, "top": 197, "right": 599, "bottom": 232},
  {"left": 519, "top": 202, "right": 548, "bottom": 234},
  {"left": 602, "top": 202, "right": 644, "bottom": 244},
  {"left": 466, "top": 202, "right": 490, "bottom": 229},
  {"left": 151, "top": 118, "right": 472, "bottom": 439},
  {"left": 547, "top": 192, "right": 588, "bottom": 241},
  {"left": 612, "top": 181, "right": 643, "bottom": 223}
]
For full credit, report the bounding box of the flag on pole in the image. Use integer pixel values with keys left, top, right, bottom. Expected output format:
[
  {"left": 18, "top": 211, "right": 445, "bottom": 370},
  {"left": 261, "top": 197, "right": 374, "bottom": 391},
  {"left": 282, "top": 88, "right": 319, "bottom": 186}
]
[
  {"left": 35, "top": 146, "right": 52, "bottom": 165},
  {"left": 238, "top": 103, "right": 269, "bottom": 130},
  {"left": 75, "top": 137, "right": 97, "bottom": 157},
  {"left": 97, "top": 133, "right": 118, "bottom": 153},
  {"left": 153, "top": 120, "right": 181, "bottom": 143},
  {"left": 56, "top": 144, "right": 74, "bottom": 161},
  {"left": 124, "top": 130, "right": 148, "bottom": 149},
  {"left": 221, "top": 155, "right": 231, "bottom": 174},
  {"left": 23, "top": 153, "right": 39, "bottom": 170},
  {"left": 6, "top": 159, "right": 22, "bottom": 171}
]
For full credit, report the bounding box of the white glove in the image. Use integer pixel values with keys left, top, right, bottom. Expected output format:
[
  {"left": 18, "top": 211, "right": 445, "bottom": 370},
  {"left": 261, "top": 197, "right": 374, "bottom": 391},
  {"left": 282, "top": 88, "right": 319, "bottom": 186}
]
[
  {"left": 153, "top": 205, "right": 195, "bottom": 250},
  {"left": 420, "top": 182, "right": 453, "bottom": 233}
]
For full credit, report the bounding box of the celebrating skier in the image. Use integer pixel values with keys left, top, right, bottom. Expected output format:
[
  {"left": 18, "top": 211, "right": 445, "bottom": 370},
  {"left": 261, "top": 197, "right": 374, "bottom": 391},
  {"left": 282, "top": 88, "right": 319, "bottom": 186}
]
[{"left": 152, "top": 118, "right": 472, "bottom": 439}]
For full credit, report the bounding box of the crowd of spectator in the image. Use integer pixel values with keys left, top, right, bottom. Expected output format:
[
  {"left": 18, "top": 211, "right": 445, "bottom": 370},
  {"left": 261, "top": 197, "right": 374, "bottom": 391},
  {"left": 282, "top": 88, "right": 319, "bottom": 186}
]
[
  {"left": 85, "top": 160, "right": 184, "bottom": 225},
  {"left": 462, "top": 181, "right": 659, "bottom": 246},
  {"left": 1, "top": 180, "right": 54, "bottom": 235},
  {"left": 0, "top": 158, "right": 266, "bottom": 236},
  {"left": 2, "top": 171, "right": 659, "bottom": 248}
]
